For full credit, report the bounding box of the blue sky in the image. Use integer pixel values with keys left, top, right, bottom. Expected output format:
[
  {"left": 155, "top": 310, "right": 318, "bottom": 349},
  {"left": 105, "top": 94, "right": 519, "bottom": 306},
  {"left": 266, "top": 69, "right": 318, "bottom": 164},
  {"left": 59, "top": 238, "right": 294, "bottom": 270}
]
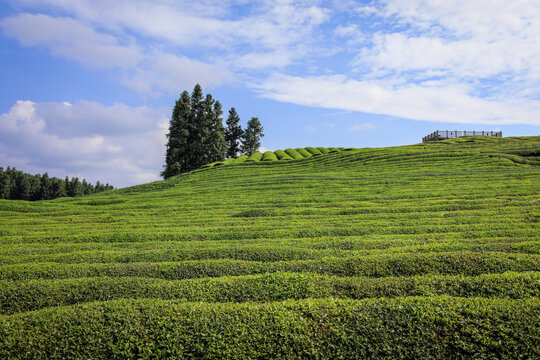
[{"left": 1, "top": 0, "right": 539, "bottom": 187}]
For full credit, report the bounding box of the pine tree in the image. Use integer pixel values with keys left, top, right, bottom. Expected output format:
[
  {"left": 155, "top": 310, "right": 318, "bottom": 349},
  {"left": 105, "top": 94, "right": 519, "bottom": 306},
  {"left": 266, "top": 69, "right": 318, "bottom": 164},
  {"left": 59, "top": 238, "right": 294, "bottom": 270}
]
[
  {"left": 0, "top": 167, "right": 10, "bottom": 199},
  {"left": 206, "top": 99, "right": 227, "bottom": 163},
  {"left": 193, "top": 93, "right": 217, "bottom": 168},
  {"left": 40, "top": 173, "right": 52, "bottom": 200},
  {"left": 225, "top": 107, "right": 243, "bottom": 158},
  {"left": 29, "top": 174, "right": 41, "bottom": 201},
  {"left": 242, "top": 117, "right": 264, "bottom": 156},
  {"left": 186, "top": 84, "right": 206, "bottom": 171},
  {"left": 51, "top": 178, "right": 66, "bottom": 198},
  {"left": 15, "top": 173, "right": 30, "bottom": 200},
  {"left": 162, "top": 91, "right": 191, "bottom": 178}
]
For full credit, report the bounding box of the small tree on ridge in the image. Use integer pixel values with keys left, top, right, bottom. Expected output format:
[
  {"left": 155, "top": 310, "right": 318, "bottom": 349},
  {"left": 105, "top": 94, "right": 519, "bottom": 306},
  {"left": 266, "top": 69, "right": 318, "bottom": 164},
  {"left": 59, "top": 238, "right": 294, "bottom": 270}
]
[
  {"left": 241, "top": 117, "right": 264, "bottom": 156},
  {"left": 225, "top": 107, "right": 243, "bottom": 158}
]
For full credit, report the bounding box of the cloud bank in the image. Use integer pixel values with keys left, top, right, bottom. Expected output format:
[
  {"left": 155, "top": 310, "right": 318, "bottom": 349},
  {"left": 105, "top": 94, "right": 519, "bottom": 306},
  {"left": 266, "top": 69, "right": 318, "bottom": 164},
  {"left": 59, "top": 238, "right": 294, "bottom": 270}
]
[
  {"left": 2, "top": 0, "right": 540, "bottom": 125},
  {"left": 0, "top": 100, "right": 168, "bottom": 187}
]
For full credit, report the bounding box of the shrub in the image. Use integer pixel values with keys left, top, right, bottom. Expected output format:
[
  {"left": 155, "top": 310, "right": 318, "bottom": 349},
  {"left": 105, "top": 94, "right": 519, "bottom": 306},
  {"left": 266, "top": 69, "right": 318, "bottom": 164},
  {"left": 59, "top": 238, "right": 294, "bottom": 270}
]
[
  {"left": 274, "top": 150, "right": 293, "bottom": 160},
  {"left": 0, "top": 297, "right": 538, "bottom": 359},
  {"left": 261, "top": 151, "right": 278, "bottom": 161},
  {"left": 284, "top": 149, "right": 304, "bottom": 160},
  {"left": 232, "top": 155, "right": 249, "bottom": 164},
  {"left": 295, "top": 148, "right": 312, "bottom": 157},
  {"left": 246, "top": 152, "right": 262, "bottom": 162},
  {"left": 316, "top": 147, "right": 329, "bottom": 154},
  {"left": 1, "top": 271, "right": 538, "bottom": 315},
  {"left": 305, "top": 147, "right": 322, "bottom": 155},
  {"left": 233, "top": 209, "right": 274, "bottom": 217}
]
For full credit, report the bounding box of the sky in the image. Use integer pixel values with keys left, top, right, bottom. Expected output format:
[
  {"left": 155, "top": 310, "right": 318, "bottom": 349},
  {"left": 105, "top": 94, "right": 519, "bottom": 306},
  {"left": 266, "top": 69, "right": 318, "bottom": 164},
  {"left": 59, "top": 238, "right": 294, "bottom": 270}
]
[{"left": 1, "top": 0, "right": 539, "bottom": 188}]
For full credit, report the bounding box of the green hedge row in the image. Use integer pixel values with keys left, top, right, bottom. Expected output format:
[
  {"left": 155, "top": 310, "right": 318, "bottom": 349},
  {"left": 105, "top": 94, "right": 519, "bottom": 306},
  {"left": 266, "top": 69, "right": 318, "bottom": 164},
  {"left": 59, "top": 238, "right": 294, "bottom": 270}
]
[
  {"left": 201, "top": 146, "right": 340, "bottom": 168},
  {"left": 316, "top": 147, "right": 329, "bottom": 154},
  {"left": 0, "top": 246, "right": 327, "bottom": 265},
  {"left": 284, "top": 148, "right": 304, "bottom": 159},
  {"left": 232, "top": 155, "right": 249, "bottom": 164},
  {"left": 2, "top": 239, "right": 537, "bottom": 265},
  {"left": 247, "top": 152, "right": 262, "bottom": 161},
  {"left": 1, "top": 271, "right": 538, "bottom": 314},
  {"left": 2, "top": 234, "right": 536, "bottom": 258},
  {"left": 305, "top": 147, "right": 322, "bottom": 155},
  {"left": 2, "top": 223, "right": 537, "bottom": 245},
  {"left": 1, "top": 252, "right": 538, "bottom": 281},
  {"left": 1, "top": 296, "right": 538, "bottom": 359},
  {"left": 261, "top": 151, "right": 278, "bottom": 161},
  {"left": 295, "top": 148, "right": 312, "bottom": 157},
  {"left": 274, "top": 150, "right": 293, "bottom": 160}
]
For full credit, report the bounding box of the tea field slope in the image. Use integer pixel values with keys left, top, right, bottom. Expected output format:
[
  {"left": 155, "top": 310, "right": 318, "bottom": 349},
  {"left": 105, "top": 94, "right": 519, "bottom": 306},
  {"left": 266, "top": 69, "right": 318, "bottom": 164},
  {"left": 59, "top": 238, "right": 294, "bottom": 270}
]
[{"left": 1, "top": 136, "right": 539, "bottom": 358}]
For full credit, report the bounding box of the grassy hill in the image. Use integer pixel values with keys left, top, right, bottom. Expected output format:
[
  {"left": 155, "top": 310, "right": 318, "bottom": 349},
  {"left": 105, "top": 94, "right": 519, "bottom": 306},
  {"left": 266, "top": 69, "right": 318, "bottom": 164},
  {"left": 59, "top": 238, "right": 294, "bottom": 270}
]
[{"left": 0, "top": 136, "right": 539, "bottom": 358}]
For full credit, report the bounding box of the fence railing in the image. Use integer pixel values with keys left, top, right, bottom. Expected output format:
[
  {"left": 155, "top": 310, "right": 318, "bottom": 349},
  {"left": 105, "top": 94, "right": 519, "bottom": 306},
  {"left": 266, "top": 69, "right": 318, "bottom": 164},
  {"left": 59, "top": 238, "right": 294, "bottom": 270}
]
[{"left": 422, "top": 130, "right": 502, "bottom": 143}]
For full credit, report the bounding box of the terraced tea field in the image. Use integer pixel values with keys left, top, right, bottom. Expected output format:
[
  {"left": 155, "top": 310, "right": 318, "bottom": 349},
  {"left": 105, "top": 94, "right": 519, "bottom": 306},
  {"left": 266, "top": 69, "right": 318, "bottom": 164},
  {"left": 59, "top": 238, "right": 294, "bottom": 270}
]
[{"left": 1, "top": 136, "right": 539, "bottom": 358}]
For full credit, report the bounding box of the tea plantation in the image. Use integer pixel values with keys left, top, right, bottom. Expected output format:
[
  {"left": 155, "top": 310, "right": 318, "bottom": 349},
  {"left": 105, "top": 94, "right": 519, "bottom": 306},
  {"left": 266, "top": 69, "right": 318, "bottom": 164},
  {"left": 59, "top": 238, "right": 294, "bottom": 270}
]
[{"left": 0, "top": 136, "right": 539, "bottom": 358}]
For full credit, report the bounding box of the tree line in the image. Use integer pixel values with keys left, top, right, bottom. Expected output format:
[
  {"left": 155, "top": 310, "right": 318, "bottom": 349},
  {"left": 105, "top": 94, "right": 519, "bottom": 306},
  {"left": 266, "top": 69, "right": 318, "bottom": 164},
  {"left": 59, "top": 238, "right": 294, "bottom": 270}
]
[
  {"left": 162, "top": 84, "right": 264, "bottom": 179},
  {"left": 0, "top": 167, "right": 114, "bottom": 201}
]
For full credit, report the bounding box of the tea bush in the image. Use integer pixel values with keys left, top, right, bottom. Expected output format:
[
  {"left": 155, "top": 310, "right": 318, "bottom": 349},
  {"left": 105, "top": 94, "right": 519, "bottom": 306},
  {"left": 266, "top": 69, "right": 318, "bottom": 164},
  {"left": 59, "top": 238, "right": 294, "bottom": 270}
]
[{"left": 262, "top": 151, "right": 278, "bottom": 161}]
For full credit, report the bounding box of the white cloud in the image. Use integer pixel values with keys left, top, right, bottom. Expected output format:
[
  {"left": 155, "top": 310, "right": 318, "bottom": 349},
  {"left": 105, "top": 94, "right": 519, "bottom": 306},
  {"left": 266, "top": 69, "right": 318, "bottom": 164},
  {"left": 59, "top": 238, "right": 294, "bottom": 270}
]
[
  {"left": 356, "top": 28, "right": 540, "bottom": 80},
  {"left": 6, "top": 0, "right": 330, "bottom": 69},
  {"left": 0, "top": 12, "right": 235, "bottom": 94},
  {"left": 34, "top": 100, "right": 165, "bottom": 137},
  {"left": 247, "top": 1, "right": 540, "bottom": 126},
  {"left": 0, "top": 100, "right": 168, "bottom": 187},
  {"left": 231, "top": 50, "right": 295, "bottom": 71},
  {"left": 122, "top": 53, "right": 234, "bottom": 95},
  {"left": 256, "top": 74, "right": 540, "bottom": 125},
  {"left": 346, "top": 1, "right": 540, "bottom": 94},
  {"left": 380, "top": 0, "right": 540, "bottom": 40},
  {"left": 348, "top": 123, "right": 374, "bottom": 132},
  {"left": 2, "top": 0, "right": 540, "bottom": 130},
  {"left": 1, "top": 14, "right": 142, "bottom": 68}
]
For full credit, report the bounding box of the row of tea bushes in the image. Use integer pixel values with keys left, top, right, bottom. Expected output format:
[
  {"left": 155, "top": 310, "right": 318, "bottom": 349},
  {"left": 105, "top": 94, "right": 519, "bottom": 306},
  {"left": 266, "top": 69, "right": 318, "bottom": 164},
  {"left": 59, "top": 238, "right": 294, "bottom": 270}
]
[
  {"left": 1, "top": 296, "right": 538, "bottom": 359},
  {"left": 1, "top": 251, "right": 538, "bottom": 281},
  {"left": 203, "top": 147, "right": 348, "bottom": 168},
  {"left": 1, "top": 271, "right": 538, "bottom": 314}
]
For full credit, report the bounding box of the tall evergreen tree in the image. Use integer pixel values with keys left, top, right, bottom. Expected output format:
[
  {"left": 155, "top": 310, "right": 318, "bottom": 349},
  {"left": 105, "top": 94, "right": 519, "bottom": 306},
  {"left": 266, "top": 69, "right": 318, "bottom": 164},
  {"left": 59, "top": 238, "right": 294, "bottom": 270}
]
[
  {"left": 207, "top": 99, "right": 227, "bottom": 163},
  {"left": 193, "top": 93, "right": 217, "bottom": 168},
  {"left": 39, "top": 173, "right": 52, "bottom": 200},
  {"left": 162, "top": 91, "right": 191, "bottom": 178},
  {"left": 225, "top": 107, "right": 243, "bottom": 158},
  {"left": 29, "top": 174, "right": 41, "bottom": 201},
  {"left": 241, "top": 117, "right": 264, "bottom": 156},
  {"left": 0, "top": 167, "right": 10, "bottom": 199},
  {"left": 51, "top": 178, "right": 66, "bottom": 198},
  {"left": 187, "top": 84, "right": 206, "bottom": 171},
  {"left": 15, "top": 173, "right": 30, "bottom": 200}
]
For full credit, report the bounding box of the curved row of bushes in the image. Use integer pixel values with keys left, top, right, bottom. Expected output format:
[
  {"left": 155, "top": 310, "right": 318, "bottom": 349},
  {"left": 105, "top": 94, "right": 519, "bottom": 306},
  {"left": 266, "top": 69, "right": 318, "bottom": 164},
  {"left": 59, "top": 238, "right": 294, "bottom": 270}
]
[
  {"left": 1, "top": 296, "right": 538, "bottom": 359},
  {"left": 203, "top": 147, "right": 349, "bottom": 168},
  {"left": 1, "top": 239, "right": 537, "bottom": 265},
  {"left": 1, "top": 271, "right": 538, "bottom": 314},
  {"left": 1, "top": 252, "right": 538, "bottom": 281}
]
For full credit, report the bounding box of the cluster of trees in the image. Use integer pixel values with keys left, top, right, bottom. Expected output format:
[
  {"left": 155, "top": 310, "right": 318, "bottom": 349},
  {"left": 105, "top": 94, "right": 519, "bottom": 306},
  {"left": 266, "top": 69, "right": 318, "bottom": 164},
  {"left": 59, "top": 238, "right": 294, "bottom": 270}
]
[
  {"left": 0, "top": 167, "right": 114, "bottom": 201},
  {"left": 162, "top": 84, "right": 264, "bottom": 179}
]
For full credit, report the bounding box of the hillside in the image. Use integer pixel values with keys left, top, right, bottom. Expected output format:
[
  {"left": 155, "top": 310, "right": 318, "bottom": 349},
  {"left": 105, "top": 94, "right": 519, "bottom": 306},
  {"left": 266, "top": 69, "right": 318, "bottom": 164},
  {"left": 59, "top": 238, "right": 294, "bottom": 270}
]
[{"left": 0, "top": 136, "right": 539, "bottom": 358}]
